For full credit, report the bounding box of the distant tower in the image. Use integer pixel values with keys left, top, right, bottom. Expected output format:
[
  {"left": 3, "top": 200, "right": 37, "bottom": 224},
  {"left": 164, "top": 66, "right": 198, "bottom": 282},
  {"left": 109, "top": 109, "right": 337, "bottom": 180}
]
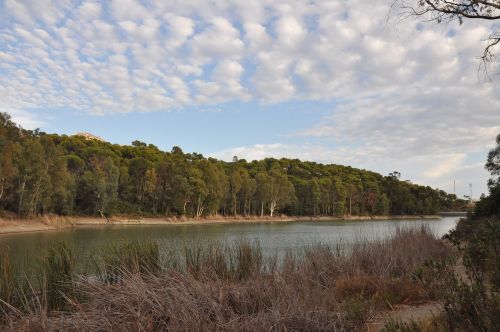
[
  {"left": 453, "top": 179, "right": 456, "bottom": 196},
  {"left": 232, "top": 156, "right": 238, "bottom": 163}
]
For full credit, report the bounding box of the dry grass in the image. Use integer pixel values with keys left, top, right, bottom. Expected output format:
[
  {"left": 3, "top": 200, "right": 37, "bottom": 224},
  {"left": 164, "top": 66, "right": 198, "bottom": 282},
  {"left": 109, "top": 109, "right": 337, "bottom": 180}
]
[
  {"left": 39, "top": 215, "right": 74, "bottom": 228},
  {"left": 1, "top": 225, "right": 455, "bottom": 331},
  {"left": 0, "top": 246, "right": 15, "bottom": 306}
]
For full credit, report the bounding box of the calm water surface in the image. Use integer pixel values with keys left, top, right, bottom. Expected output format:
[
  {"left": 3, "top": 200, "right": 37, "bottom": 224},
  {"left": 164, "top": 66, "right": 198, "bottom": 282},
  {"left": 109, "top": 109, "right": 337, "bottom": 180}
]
[{"left": 0, "top": 217, "right": 459, "bottom": 262}]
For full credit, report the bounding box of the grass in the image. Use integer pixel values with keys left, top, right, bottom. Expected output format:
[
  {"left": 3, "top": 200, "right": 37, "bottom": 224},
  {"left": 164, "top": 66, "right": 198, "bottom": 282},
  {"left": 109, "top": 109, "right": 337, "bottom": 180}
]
[
  {"left": 41, "top": 241, "right": 76, "bottom": 311},
  {"left": 97, "top": 239, "right": 160, "bottom": 284},
  {"left": 381, "top": 317, "right": 446, "bottom": 332},
  {"left": 184, "top": 240, "right": 263, "bottom": 281},
  {"left": 0, "top": 225, "right": 456, "bottom": 331},
  {"left": 415, "top": 216, "right": 500, "bottom": 332},
  {"left": 379, "top": 217, "right": 500, "bottom": 332},
  {"left": 0, "top": 246, "right": 15, "bottom": 309}
]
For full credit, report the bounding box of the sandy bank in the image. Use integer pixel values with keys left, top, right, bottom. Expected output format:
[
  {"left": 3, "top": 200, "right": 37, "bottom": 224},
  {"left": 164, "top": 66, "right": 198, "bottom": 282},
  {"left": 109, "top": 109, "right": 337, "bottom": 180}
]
[{"left": 0, "top": 214, "right": 441, "bottom": 235}]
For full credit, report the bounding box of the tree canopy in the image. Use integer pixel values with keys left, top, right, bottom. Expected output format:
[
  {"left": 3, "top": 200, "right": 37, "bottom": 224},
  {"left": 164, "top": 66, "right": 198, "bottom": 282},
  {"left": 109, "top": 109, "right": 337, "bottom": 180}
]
[
  {"left": 0, "top": 113, "right": 468, "bottom": 218},
  {"left": 475, "top": 133, "right": 500, "bottom": 216}
]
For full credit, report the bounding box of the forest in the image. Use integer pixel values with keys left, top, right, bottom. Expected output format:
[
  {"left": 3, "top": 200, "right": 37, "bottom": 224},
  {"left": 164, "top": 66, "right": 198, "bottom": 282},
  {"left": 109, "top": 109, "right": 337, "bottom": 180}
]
[{"left": 0, "top": 112, "right": 467, "bottom": 219}]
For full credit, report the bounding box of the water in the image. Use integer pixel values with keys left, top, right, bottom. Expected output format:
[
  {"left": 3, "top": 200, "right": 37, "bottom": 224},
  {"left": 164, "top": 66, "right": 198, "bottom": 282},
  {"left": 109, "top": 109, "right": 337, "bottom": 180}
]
[{"left": 0, "top": 217, "right": 459, "bottom": 263}]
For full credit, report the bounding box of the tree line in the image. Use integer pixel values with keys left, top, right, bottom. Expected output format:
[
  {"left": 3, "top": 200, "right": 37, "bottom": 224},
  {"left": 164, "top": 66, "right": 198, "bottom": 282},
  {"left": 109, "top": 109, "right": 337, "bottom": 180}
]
[{"left": 0, "top": 113, "right": 467, "bottom": 219}]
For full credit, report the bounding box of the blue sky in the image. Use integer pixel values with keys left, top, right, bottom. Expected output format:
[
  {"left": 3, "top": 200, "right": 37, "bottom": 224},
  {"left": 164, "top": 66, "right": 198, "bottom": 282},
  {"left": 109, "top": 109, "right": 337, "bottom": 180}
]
[
  {"left": 38, "top": 100, "right": 332, "bottom": 153},
  {"left": 1, "top": 0, "right": 500, "bottom": 198}
]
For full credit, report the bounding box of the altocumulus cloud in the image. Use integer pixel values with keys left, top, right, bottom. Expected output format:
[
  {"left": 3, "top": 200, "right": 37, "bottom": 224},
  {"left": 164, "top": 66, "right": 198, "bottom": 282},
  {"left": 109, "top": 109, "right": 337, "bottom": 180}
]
[{"left": 0, "top": 0, "right": 499, "bottom": 196}]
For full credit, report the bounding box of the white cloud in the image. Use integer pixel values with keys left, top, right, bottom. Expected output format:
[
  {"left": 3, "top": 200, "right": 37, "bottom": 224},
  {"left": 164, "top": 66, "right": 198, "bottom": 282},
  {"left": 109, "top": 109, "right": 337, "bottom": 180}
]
[
  {"left": 110, "top": 0, "right": 149, "bottom": 21},
  {"left": 189, "top": 17, "right": 244, "bottom": 61},
  {"left": 274, "top": 16, "right": 306, "bottom": 49},
  {"left": 78, "top": 1, "right": 101, "bottom": 21},
  {"left": 2, "top": 0, "right": 497, "bottom": 112},
  {"left": 0, "top": 0, "right": 499, "bottom": 196}
]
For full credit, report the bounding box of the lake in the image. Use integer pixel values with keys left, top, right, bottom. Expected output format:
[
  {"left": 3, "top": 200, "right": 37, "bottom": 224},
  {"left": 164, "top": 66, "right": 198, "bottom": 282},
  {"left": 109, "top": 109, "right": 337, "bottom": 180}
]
[{"left": 0, "top": 217, "right": 459, "bottom": 265}]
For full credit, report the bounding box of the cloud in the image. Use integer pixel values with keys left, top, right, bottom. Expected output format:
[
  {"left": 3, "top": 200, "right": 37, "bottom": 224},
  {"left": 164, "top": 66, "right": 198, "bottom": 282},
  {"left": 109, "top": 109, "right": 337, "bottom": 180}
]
[
  {"left": 1, "top": 0, "right": 497, "bottom": 112},
  {"left": 189, "top": 17, "right": 244, "bottom": 61},
  {"left": 0, "top": 0, "right": 499, "bottom": 196}
]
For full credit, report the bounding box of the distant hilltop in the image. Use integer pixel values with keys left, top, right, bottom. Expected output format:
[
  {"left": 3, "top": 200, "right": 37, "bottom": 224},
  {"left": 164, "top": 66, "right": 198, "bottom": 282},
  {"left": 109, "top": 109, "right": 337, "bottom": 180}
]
[{"left": 73, "top": 132, "right": 105, "bottom": 142}]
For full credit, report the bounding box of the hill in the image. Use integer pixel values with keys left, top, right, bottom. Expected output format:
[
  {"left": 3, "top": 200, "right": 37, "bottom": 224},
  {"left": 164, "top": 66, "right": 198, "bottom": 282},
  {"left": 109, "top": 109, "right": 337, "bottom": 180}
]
[{"left": 0, "top": 112, "right": 467, "bottom": 218}]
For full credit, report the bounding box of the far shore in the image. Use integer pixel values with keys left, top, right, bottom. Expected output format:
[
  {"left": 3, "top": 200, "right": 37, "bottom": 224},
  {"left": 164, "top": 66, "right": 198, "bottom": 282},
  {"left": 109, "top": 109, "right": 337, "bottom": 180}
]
[{"left": 0, "top": 214, "right": 442, "bottom": 235}]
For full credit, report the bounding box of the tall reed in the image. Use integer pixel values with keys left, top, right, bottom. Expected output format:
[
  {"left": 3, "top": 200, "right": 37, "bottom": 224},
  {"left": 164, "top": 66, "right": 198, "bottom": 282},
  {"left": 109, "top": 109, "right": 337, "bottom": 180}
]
[
  {"left": 0, "top": 246, "right": 15, "bottom": 310},
  {"left": 99, "top": 239, "right": 160, "bottom": 284},
  {"left": 183, "top": 240, "right": 263, "bottom": 281},
  {"left": 1, "top": 226, "right": 458, "bottom": 331},
  {"left": 41, "top": 241, "right": 76, "bottom": 311}
]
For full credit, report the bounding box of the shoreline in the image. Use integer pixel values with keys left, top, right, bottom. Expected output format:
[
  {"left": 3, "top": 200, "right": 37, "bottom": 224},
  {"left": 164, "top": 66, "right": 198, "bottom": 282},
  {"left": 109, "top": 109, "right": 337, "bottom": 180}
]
[{"left": 0, "top": 214, "right": 442, "bottom": 235}]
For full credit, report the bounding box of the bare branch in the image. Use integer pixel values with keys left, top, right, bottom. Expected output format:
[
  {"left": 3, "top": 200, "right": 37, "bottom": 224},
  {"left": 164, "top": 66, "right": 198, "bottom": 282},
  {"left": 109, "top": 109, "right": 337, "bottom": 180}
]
[{"left": 395, "top": 0, "right": 500, "bottom": 79}]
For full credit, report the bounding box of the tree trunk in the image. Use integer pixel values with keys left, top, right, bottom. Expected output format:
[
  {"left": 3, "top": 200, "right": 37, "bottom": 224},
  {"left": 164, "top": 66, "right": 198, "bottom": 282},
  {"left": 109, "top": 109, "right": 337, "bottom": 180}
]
[
  {"left": 233, "top": 196, "right": 237, "bottom": 216},
  {"left": 0, "top": 178, "right": 4, "bottom": 201},
  {"left": 269, "top": 200, "right": 276, "bottom": 217},
  {"left": 196, "top": 196, "right": 204, "bottom": 217},
  {"left": 349, "top": 196, "right": 352, "bottom": 215},
  {"left": 18, "top": 174, "right": 27, "bottom": 216},
  {"left": 30, "top": 180, "right": 41, "bottom": 217}
]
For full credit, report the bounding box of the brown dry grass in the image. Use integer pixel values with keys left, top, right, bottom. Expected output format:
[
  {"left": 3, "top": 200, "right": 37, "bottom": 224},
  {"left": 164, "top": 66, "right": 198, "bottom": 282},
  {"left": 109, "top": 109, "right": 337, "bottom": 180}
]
[{"left": 1, "top": 225, "right": 455, "bottom": 332}]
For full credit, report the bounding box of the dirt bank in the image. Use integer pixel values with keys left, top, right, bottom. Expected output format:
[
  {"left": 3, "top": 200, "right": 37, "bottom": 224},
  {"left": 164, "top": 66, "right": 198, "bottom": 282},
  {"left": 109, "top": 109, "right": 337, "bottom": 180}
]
[{"left": 0, "top": 214, "right": 441, "bottom": 235}]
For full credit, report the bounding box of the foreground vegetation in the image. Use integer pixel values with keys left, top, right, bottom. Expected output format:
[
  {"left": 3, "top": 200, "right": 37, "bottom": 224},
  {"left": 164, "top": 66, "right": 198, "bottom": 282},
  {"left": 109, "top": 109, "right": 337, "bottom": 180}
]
[
  {"left": 381, "top": 135, "right": 500, "bottom": 331},
  {"left": 0, "top": 113, "right": 467, "bottom": 220},
  {"left": 0, "top": 226, "right": 453, "bottom": 331},
  {"left": 381, "top": 219, "right": 500, "bottom": 332}
]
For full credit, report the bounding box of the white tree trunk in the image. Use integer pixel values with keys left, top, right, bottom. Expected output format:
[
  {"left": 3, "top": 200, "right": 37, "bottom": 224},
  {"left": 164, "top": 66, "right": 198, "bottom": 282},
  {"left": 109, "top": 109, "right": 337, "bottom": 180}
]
[
  {"left": 196, "top": 196, "right": 204, "bottom": 217},
  {"left": 269, "top": 200, "right": 277, "bottom": 217}
]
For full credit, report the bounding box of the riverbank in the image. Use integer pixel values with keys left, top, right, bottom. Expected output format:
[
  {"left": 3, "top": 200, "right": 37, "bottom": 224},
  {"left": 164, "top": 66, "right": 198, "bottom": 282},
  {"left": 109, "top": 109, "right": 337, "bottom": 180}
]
[{"left": 0, "top": 214, "right": 441, "bottom": 235}]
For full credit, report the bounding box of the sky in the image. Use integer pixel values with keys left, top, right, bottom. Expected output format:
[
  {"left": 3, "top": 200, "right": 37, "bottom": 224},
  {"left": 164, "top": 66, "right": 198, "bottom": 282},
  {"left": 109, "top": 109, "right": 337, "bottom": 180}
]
[{"left": 1, "top": 0, "right": 499, "bottom": 199}]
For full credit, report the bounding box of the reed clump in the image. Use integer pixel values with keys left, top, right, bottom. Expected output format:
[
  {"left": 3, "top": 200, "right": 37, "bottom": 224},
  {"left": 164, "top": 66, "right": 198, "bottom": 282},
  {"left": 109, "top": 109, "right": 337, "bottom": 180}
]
[
  {"left": 0, "top": 246, "right": 15, "bottom": 310},
  {"left": 1, "top": 226, "right": 456, "bottom": 331},
  {"left": 184, "top": 240, "right": 263, "bottom": 281},
  {"left": 98, "top": 239, "right": 160, "bottom": 284},
  {"left": 41, "top": 241, "right": 76, "bottom": 311}
]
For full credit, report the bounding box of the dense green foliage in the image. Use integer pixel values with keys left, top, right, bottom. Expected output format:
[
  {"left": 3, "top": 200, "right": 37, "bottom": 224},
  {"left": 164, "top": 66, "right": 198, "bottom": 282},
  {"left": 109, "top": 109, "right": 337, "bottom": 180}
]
[
  {"left": 474, "top": 134, "right": 500, "bottom": 218},
  {"left": 0, "top": 113, "right": 466, "bottom": 218}
]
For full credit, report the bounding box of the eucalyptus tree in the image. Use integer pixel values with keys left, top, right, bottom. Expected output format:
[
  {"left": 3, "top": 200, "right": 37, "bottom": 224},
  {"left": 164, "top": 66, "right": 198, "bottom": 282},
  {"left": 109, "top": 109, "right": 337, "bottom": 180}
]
[
  {"left": 0, "top": 112, "right": 461, "bottom": 219},
  {"left": 202, "top": 159, "right": 228, "bottom": 216},
  {"left": 486, "top": 133, "right": 500, "bottom": 187},
  {"left": 15, "top": 137, "right": 48, "bottom": 217},
  {"left": 255, "top": 172, "right": 272, "bottom": 217},
  {"left": 476, "top": 133, "right": 500, "bottom": 216},
  {"left": 345, "top": 175, "right": 362, "bottom": 215},
  {"left": 267, "top": 166, "right": 295, "bottom": 217}
]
